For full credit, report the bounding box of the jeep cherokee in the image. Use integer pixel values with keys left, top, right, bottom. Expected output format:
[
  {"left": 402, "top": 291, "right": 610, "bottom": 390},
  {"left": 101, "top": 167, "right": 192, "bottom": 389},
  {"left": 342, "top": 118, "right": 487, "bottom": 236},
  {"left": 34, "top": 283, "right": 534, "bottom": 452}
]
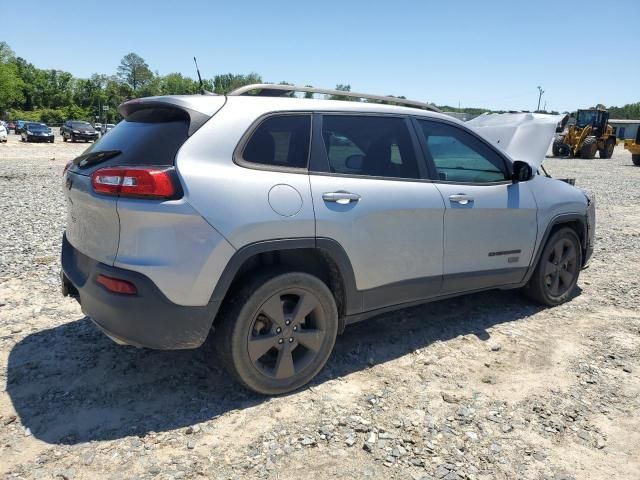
[{"left": 61, "top": 85, "right": 595, "bottom": 394}]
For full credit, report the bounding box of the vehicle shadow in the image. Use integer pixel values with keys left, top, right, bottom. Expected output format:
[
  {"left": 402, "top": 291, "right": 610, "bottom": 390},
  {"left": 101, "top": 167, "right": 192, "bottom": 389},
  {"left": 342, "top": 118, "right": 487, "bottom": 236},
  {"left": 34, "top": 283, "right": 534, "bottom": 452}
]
[{"left": 6, "top": 289, "right": 555, "bottom": 445}]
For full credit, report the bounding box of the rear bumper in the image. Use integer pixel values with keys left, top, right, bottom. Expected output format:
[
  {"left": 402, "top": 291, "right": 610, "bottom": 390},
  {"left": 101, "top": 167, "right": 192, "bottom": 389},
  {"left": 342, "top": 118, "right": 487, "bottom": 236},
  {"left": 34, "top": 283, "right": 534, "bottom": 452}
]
[{"left": 61, "top": 234, "right": 219, "bottom": 349}]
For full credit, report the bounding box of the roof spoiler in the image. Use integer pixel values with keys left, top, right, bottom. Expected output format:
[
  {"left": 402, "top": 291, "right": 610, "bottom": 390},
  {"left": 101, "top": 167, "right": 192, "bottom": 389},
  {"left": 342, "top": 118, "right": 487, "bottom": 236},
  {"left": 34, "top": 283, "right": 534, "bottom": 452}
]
[{"left": 118, "top": 97, "right": 213, "bottom": 136}]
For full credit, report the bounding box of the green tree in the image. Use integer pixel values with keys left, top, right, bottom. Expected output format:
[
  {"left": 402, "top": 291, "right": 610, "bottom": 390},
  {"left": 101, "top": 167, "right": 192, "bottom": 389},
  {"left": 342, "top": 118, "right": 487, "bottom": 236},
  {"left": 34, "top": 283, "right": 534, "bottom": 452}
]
[
  {"left": 160, "top": 73, "right": 199, "bottom": 95},
  {"left": 329, "top": 84, "right": 356, "bottom": 101},
  {"left": 117, "top": 53, "right": 154, "bottom": 92},
  {"left": 213, "top": 73, "right": 262, "bottom": 94},
  {"left": 0, "top": 42, "right": 24, "bottom": 114}
]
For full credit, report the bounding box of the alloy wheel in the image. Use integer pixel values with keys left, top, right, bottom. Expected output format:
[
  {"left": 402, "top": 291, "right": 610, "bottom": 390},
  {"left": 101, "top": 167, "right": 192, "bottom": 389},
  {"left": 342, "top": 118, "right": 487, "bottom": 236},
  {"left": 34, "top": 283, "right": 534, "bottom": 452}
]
[
  {"left": 543, "top": 238, "right": 578, "bottom": 297},
  {"left": 247, "top": 289, "right": 327, "bottom": 380}
]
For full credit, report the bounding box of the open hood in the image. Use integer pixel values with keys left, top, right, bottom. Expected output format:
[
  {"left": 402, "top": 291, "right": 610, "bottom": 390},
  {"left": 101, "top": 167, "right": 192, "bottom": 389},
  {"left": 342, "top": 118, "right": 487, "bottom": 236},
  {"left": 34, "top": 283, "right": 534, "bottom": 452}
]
[{"left": 467, "top": 112, "right": 566, "bottom": 169}]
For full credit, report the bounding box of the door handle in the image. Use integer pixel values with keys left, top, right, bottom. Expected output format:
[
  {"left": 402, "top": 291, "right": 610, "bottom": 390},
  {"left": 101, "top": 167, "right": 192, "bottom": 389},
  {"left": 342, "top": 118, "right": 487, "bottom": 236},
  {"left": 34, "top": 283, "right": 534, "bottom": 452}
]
[
  {"left": 449, "top": 194, "right": 474, "bottom": 205},
  {"left": 322, "top": 191, "right": 361, "bottom": 204}
]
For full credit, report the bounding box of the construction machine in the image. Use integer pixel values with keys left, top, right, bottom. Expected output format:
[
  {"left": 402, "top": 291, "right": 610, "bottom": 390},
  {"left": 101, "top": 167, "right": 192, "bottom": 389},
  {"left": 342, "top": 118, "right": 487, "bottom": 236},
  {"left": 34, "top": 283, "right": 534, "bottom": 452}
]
[
  {"left": 624, "top": 127, "right": 640, "bottom": 166},
  {"left": 552, "top": 108, "right": 616, "bottom": 159}
]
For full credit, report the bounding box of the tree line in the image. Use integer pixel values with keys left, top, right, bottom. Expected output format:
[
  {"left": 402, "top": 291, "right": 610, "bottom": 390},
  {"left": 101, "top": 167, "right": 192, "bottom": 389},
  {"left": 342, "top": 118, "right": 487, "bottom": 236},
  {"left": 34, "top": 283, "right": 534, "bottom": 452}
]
[
  {"left": 1, "top": 41, "right": 638, "bottom": 125},
  {"left": 0, "top": 43, "right": 268, "bottom": 124}
]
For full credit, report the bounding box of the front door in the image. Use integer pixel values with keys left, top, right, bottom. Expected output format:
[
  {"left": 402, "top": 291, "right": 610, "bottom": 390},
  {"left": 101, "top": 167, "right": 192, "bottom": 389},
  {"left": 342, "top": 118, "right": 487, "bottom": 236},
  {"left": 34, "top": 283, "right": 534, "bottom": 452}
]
[
  {"left": 414, "top": 118, "right": 538, "bottom": 293},
  {"left": 310, "top": 114, "right": 445, "bottom": 311}
]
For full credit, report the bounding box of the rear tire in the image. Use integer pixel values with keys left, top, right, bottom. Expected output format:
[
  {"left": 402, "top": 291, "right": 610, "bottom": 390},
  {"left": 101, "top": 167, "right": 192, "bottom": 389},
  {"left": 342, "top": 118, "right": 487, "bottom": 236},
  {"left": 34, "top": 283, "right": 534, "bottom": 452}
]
[
  {"left": 580, "top": 137, "right": 598, "bottom": 159},
  {"left": 524, "top": 227, "right": 582, "bottom": 306},
  {"left": 632, "top": 154, "right": 640, "bottom": 166},
  {"left": 63, "top": 135, "right": 67, "bottom": 142},
  {"left": 214, "top": 271, "right": 338, "bottom": 395}
]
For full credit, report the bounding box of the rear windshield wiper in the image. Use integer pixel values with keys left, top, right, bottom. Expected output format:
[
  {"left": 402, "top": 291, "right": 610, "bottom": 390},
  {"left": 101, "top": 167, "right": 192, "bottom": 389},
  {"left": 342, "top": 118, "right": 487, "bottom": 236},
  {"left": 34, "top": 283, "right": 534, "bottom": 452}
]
[{"left": 73, "top": 150, "right": 122, "bottom": 169}]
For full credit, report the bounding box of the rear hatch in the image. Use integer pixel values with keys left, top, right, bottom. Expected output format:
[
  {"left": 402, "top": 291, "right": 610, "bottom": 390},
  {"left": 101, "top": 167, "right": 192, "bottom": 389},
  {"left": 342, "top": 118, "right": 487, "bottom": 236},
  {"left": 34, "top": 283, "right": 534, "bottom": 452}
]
[{"left": 63, "top": 96, "right": 226, "bottom": 265}]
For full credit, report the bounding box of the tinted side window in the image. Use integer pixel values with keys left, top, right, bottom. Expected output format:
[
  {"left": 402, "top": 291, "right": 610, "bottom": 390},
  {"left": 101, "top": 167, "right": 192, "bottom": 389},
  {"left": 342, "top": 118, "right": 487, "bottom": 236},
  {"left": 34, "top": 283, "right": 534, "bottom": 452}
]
[
  {"left": 417, "top": 120, "right": 508, "bottom": 183},
  {"left": 322, "top": 116, "right": 419, "bottom": 179},
  {"left": 242, "top": 115, "right": 311, "bottom": 168}
]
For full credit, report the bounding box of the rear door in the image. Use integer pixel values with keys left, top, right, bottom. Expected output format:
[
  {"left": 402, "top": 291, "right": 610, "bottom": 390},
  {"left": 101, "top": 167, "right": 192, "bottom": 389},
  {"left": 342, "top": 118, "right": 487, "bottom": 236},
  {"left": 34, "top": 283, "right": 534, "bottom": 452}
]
[
  {"left": 310, "top": 114, "right": 445, "bottom": 312},
  {"left": 414, "top": 118, "right": 537, "bottom": 293}
]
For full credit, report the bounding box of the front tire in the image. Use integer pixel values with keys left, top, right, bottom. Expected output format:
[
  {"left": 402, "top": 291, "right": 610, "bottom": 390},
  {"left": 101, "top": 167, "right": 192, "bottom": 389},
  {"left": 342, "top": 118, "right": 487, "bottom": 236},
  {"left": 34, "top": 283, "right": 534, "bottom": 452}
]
[
  {"left": 552, "top": 137, "right": 564, "bottom": 157},
  {"left": 599, "top": 139, "right": 615, "bottom": 159},
  {"left": 215, "top": 271, "right": 338, "bottom": 395},
  {"left": 524, "top": 227, "right": 582, "bottom": 306},
  {"left": 580, "top": 136, "right": 598, "bottom": 159},
  {"left": 632, "top": 154, "right": 640, "bottom": 166}
]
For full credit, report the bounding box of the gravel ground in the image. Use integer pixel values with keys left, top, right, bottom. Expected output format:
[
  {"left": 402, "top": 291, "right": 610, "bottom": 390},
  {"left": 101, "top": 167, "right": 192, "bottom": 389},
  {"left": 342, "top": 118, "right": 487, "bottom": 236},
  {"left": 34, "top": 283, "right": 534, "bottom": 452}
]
[{"left": 1, "top": 131, "right": 639, "bottom": 480}]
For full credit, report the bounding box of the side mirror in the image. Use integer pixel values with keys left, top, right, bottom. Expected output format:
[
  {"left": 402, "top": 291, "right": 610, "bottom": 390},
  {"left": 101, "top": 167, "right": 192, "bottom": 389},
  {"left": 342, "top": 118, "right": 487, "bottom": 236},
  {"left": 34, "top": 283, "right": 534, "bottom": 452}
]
[{"left": 512, "top": 160, "right": 533, "bottom": 182}]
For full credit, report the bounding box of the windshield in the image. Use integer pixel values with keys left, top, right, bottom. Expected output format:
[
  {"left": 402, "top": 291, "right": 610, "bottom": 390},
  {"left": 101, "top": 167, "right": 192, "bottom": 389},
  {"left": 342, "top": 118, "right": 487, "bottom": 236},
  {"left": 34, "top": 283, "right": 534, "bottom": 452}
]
[
  {"left": 27, "top": 123, "right": 48, "bottom": 131},
  {"left": 576, "top": 110, "right": 597, "bottom": 127},
  {"left": 71, "top": 121, "right": 92, "bottom": 129}
]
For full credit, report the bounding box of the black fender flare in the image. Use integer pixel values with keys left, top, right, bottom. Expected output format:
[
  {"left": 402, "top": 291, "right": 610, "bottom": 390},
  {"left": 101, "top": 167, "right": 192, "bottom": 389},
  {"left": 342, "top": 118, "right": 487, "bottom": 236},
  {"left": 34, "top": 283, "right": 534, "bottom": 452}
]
[
  {"left": 522, "top": 213, "right": 588, "bottom": 285},
  {"left": 209, "top": 237, "right": 362, "bottom": 317}
]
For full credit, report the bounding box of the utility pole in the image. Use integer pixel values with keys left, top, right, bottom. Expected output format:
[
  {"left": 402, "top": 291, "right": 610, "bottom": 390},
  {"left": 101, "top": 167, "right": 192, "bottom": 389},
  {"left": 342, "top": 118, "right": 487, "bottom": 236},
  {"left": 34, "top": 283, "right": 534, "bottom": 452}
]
[{"left": 537, "top": 86, "right": 545, "bottom": 111}]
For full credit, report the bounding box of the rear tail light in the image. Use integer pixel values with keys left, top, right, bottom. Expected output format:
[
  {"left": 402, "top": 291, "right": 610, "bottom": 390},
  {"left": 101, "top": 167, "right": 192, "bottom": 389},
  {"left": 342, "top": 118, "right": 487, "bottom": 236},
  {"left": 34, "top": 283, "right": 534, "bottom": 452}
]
[
  {"left": 63, "top": 160, "right": 73, "bottom": 176},
  {"left": 96, "top": 274, "right": 137, "bottom": 295},
  {"left": 91, "top": 167, "right": 179, "bottom": 199}
]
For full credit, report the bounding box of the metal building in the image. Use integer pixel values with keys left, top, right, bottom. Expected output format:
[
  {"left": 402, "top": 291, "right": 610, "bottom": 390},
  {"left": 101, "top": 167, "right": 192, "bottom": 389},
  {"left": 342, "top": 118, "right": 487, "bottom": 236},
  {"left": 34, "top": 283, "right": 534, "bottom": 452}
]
[{"left": 609, "top": 119, "right": 640, "bottom": 141}]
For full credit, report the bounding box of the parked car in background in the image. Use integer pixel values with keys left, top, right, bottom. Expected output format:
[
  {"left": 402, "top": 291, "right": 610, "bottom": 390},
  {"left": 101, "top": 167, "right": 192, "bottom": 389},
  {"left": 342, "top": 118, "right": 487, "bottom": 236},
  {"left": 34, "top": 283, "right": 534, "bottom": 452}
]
[
  {"left": 7, "top": 121, "right": 15, "bottom": 132},
  {"left": 94, "top": 122, "right": 103, "bottom": 133},
  {"left": 61, "top": 84, "right": 595, "bottom": 394},
  {"left": 0, "top": 124, "right": 7, "bottom": 143},
  {"left": 61, "top": 120, "right": 98, "bottom": 143},
  {"left": 14, "top": 120, "right": 27, "bottom": 134},
  {"left": 21, "top": 122, "right": 54, "bottom": 143},
  {"left": 102, "top": 123, "right": 116, "bottom": 135}
]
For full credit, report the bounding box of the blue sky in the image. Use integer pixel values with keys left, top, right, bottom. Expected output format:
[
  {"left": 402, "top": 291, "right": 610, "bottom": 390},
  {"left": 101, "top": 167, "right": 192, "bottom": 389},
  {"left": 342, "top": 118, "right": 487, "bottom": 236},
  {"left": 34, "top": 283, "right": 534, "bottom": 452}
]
[{"left": 4, "top": 0, "right": 639, "bottom": 112}]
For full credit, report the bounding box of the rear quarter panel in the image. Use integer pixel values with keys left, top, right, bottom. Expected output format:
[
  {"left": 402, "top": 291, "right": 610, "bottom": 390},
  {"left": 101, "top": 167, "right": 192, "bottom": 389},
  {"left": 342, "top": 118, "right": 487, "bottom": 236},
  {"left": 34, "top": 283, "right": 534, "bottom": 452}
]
[{"left": 175, "top": 99, "right": 315, "bottom": 249}]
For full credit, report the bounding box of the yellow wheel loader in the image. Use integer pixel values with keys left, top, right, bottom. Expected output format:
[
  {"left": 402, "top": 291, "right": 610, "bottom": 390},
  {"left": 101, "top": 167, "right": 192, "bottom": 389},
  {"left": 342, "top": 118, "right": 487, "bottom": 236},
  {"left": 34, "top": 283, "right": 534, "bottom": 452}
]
[
  {"left": 552, "top": 108, "right": 616, "bottom": 159},
  {"left": 624, "top": 127, "right": 640, "bottom": 166}
]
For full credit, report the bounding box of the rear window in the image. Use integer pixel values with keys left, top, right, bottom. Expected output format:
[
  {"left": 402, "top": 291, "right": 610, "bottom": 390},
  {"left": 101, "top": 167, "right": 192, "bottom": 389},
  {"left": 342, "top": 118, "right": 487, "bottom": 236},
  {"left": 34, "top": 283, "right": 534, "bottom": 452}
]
[
  {"left": 241, "top": 115, "right": 311, "bottom": 169},
  {"left": 73, "top": 116, "right": 189, "bottom": 173}
]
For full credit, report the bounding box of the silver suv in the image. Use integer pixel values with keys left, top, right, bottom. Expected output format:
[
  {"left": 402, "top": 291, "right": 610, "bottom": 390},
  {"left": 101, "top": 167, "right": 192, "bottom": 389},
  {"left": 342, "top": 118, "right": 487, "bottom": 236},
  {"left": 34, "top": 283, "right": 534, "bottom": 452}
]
[{"left": 61, "top": 84, "right": 595, "bottom": 394}]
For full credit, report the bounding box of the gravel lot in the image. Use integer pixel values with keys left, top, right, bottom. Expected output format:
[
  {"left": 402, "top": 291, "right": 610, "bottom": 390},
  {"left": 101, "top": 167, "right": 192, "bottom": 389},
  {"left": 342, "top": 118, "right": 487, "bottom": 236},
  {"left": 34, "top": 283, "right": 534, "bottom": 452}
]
[{"left": 1, "top": 131, "right": 639, "bottom": 480}]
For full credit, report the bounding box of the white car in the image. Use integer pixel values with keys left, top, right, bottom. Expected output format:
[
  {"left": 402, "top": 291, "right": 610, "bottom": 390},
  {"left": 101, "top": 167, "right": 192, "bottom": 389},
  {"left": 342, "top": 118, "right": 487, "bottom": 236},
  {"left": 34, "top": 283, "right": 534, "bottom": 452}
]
[{"left": 0, "top": 124, "right": 8, "bottom": 143}]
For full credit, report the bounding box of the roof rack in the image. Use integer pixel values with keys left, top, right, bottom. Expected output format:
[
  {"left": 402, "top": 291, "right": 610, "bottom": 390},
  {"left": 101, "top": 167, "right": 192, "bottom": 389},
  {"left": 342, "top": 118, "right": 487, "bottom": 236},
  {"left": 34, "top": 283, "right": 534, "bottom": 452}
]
[{"left": 228, "top": 84, "right": 441, "bottom": 113}]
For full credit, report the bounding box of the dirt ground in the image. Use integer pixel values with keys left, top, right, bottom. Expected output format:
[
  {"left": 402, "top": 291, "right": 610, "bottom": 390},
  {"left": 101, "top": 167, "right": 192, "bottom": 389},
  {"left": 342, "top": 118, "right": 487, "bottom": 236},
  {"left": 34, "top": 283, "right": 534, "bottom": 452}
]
[{"left": 0, "top": 130, "right": 639, "bottom": 480}]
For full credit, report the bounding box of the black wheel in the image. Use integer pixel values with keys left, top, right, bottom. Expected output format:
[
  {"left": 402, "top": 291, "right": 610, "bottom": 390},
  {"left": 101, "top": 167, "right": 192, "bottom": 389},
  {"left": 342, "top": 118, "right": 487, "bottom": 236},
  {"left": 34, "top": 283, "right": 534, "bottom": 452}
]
[
  {"left": 580, "top": 136, "right": 598, "bottom": 159},
  {"left": 632, "top": 154, "right": 640, "bottom": 166},
  {"left": 599, "top": 139, "right": 615, "bottom": 159},
  {"left": 524, "top": 228, "right": 582, "bottom": 306},
  {"left": 215, "top": 271, "right": 338, "bottom": 395},
  {"left": 63, "top": 135, "right": 67, "bottom": 142},
  {"left": 71, "top": 136, "right": 76, "bottom": 143},
  {"left": 552, "top": 137, "right": 565, "bottom": 156},
  {"left": 50, "top": 138, "right": 54, "bottom": 143}
]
